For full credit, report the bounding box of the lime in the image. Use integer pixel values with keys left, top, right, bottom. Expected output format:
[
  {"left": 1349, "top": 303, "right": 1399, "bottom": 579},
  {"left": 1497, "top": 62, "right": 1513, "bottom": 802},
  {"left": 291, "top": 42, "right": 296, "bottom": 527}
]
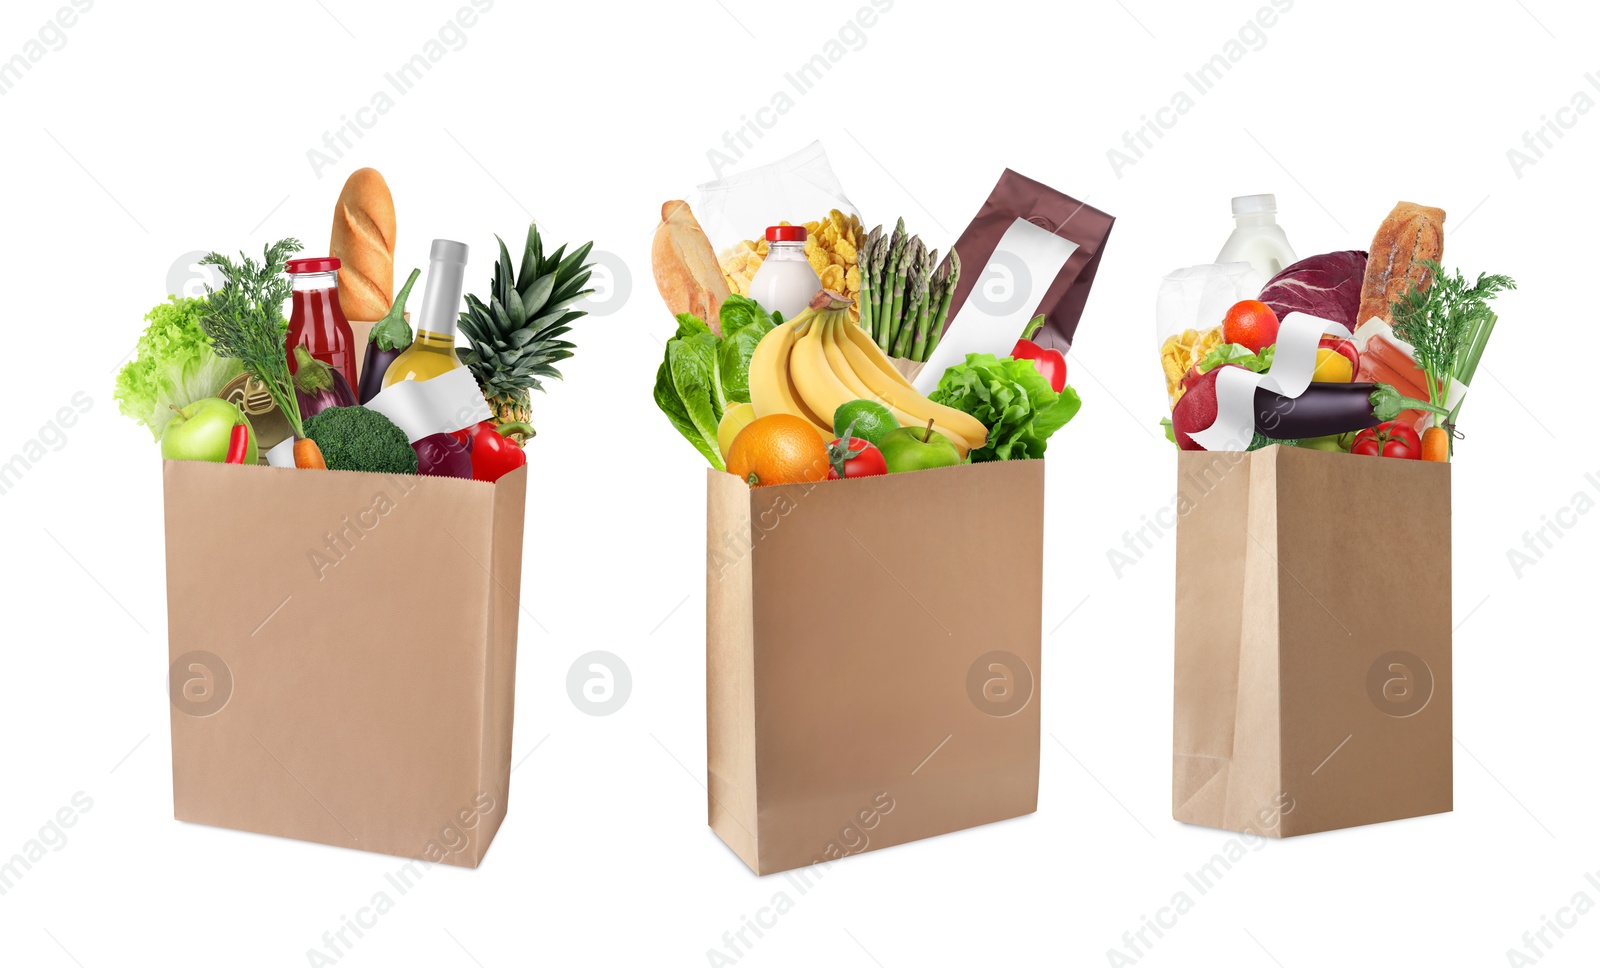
[{"left": 833, "top": 400, "right": 897, "bottom": 445}]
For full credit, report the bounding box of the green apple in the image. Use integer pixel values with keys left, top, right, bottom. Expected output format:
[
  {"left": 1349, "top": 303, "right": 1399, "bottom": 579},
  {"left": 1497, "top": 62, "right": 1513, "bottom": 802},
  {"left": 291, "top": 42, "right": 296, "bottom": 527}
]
[
  {"left": 161, "top": 397, "right": 257, "bottom": 463},
  {"left": 1298, "top": 431, "right": 1356, "bottom": 453},
  {"left": 877, "top": 422, "right": 962, "bottom": 473}
]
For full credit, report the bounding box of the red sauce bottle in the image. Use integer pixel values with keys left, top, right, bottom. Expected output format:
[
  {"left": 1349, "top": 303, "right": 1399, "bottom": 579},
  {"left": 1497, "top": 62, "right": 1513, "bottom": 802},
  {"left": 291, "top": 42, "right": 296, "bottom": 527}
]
[{"left": 285, "top": 257, "right": 357, "bottom": 391}]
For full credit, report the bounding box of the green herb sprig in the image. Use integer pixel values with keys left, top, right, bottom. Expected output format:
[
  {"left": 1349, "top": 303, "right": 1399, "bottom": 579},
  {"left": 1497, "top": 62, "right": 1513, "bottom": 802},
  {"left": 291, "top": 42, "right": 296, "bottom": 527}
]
[
  {"left": 1389, "top": 260, "right": 1516, "bottom": 410},
  {"left": 198, "top": 239, "right": 306, "bottom": 438}
]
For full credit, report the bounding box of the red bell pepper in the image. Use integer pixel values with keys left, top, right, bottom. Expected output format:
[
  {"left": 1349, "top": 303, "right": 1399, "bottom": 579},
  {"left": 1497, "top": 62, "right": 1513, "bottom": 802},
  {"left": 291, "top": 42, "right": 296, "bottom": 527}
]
[
  {"left": 1319, "top": 335, "right": 1360, "bottom": 375},
  {"left": 454, "top": 420, "right": 533, "bottom": 482},
  {"left": 1011, "top": 315, "right": 1067, "bottom": 392}
]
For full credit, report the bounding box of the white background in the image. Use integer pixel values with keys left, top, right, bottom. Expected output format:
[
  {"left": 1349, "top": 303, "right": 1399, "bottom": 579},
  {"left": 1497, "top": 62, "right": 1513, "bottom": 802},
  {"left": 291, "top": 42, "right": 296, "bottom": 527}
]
[{"left": 1, "top": 0, "right": 1595, "bottom": 965}]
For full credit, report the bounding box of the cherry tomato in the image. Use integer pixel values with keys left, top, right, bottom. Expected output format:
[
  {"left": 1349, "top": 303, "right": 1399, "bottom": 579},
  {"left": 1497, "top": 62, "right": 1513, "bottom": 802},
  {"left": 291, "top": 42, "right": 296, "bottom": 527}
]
[
  {"left": 826, "top": 437, "right": 887, "bottom": 479},
  {"left": 1350, "top": 420, "right": 1421, "bottom": 459}
]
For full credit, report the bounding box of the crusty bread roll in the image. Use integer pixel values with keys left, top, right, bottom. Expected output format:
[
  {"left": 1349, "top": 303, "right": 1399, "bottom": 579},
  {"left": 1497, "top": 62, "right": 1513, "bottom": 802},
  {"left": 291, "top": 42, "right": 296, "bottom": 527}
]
[
  {"left": 1358, "top": 201, "right": 1445, "bottom": 325},
  {"left": 329, "top": 168, "right": 396, "bottom": 322},
  {"left": 653, "top": 200, "right": 730, "bottom": 334}
]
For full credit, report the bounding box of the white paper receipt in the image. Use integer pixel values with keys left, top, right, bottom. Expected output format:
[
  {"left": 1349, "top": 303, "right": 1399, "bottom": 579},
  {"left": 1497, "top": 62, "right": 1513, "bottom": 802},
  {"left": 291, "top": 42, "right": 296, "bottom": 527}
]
[
  {"left": 913, "top": 217, "right": 1079, "bottom": 394},
  {"left": 1189, "top": 312, "right": 1353, "bottom": 451},
  {"left": 362, "top": 366, "right": 492, "bottom": 443}
]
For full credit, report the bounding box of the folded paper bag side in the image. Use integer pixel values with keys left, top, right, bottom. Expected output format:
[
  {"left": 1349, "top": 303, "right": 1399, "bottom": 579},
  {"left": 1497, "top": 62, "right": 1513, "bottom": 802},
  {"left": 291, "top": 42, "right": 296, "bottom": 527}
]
[
  {"left": 705, "top": 460, "right": 1043, "bottom": 875},
  {"left": 1171, "top": 448, "right": 1277, "bottom": 831},
  {"left": 1226, "top": 448, "right": 1287, "bottom": 833},
  {"left": 469, "top": 463, "right": 528, "bottom": 865},
  {"left": 706, "top": 469, "right": 762, "bottom": 872},
  {"left": 163, "top": 460, "right": 525, "bottom": 867}
]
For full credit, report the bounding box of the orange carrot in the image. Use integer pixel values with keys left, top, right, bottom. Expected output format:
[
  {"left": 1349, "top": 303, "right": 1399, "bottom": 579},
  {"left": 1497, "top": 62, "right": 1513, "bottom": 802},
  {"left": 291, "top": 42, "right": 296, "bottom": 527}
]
[
  {"left": 294, "top": 437, "right": 326, "bottom": 469},
  {"left": 1421, "top": 426, "right": 1449, "bottom": 462}
]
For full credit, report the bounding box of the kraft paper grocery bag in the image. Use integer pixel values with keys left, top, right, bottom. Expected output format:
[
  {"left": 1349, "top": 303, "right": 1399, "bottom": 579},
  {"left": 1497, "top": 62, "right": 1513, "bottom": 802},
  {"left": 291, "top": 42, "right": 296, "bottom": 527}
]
[
  {"left": 1172, "top": 445, "right": 1451, "bottom": 836},
  {"left": 163, "top": 460, "right": 527, "bottom": 867},
  {"left": 706, "top": 460, "right": 1044, "bottom": 875}
]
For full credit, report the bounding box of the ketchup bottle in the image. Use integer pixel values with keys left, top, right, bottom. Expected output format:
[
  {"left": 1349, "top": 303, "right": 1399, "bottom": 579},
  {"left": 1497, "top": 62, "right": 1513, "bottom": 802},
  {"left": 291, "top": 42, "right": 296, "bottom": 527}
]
[{"left": 284, "top": 257, "right": 358, "bottom": 391}]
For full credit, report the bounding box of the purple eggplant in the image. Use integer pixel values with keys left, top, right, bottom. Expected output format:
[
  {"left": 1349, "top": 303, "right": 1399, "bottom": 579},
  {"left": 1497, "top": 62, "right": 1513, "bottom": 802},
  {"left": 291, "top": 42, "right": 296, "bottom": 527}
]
[
  {"left": 1253, "top": 382, "right": 1450, "bottom": 440},
  {"left": 413, "top": 431, "right": 473, "bottom": 478},
  {"left": 1174, "top": 367, "right": 1452, "bottom": 450},
  {"left": 358, "top": 267, "right": 421, "bottom": 404},
  {"left": 292, "top": 345, "right": 357, "bottom": 418}
]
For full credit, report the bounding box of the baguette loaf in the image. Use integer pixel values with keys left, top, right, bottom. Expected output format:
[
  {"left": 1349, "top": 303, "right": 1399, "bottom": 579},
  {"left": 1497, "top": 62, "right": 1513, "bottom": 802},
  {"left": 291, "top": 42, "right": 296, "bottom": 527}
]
[
  {"left": 1357, "top": 201, "right": 1445, "bottom": 325},
  {"left": 329, "top": 168, "right": 397, "bottom": 322},
  {"left": 653, "top": 200, "right": 730, "bottom": 334}
]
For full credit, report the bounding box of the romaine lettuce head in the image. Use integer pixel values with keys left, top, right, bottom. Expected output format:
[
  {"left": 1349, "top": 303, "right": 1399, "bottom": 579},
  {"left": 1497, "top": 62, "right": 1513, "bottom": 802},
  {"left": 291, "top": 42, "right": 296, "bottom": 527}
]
[{"left": 652, "top": 297, "right": 780, "bottom": 469}]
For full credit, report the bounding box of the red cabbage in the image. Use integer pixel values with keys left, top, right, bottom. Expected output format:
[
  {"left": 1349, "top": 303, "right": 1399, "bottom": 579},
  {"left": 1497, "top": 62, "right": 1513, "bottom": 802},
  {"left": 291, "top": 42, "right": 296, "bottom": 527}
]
[{"left": 1258, "top": 250, "right": 1368, "bottom": 328}]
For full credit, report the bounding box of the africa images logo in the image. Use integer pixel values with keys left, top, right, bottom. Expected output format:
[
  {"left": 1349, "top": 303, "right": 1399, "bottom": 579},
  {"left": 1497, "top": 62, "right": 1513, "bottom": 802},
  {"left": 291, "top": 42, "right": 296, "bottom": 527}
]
[
  {"left": 1365, "top": 651, "right": 1434, "bottom": 719},
  {"left": 966, "top": 651, "right": 1035, "bottom": 718}
]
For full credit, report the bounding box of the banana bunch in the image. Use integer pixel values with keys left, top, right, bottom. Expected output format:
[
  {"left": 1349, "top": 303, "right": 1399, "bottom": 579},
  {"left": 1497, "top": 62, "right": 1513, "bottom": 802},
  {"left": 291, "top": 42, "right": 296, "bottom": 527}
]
[{"left": 748, "top": 291, "right": 988, "bottom": 457}]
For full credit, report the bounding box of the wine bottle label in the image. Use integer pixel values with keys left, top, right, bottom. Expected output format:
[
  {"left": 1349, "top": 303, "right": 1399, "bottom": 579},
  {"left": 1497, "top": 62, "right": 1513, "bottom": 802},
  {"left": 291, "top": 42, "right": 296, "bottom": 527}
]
[{"left": 363, "top": 367, "right": 491, "bottom": 442}]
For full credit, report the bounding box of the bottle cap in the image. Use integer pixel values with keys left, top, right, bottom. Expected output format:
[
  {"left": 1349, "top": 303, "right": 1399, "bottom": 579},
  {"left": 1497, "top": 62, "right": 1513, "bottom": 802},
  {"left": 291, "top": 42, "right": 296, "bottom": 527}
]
[
  {"left": 429, "top": 239, "right": 470, "bottom": 264},
  {"left": 286, "top": 257, "right": 342, "bottom": 273},
  {"left": 415, "top": 239, "right": 471, "bottom": 333},
  {"left": 1231, "top": 194, "right": 1277, "bottom": 216},
  {"left": 765, "top": 225, "right": 807, "bottom": 242}
]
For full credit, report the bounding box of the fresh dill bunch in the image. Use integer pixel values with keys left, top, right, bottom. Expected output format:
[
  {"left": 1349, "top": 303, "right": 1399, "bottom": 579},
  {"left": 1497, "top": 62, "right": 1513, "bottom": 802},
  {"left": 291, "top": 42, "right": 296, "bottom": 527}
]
[
  {"left": 1389, "top": 260, "right": 1516, "bottom": 407},
  {"left": 198, "top": 239, "right": 306, "bottom": 437}
]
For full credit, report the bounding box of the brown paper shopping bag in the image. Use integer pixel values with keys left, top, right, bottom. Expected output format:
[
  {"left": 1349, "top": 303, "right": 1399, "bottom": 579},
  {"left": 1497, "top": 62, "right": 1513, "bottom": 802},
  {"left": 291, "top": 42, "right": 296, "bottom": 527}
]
[
  {"left": 705, "top": 460, "right": 1045, "bottom": 875},
  {"left": 163, "top": 460, "right": 527, "bottom": 867},
  {"left": 1172, "top": 445, "right": 1451, "bottom": 837}
]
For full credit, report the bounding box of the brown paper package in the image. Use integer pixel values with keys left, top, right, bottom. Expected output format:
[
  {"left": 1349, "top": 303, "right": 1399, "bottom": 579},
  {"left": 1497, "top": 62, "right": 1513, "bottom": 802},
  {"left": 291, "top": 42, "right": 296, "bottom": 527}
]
[
  {"left": 163, "top": 460, "right": 527, "bottom": 867},
  {"left": 706, "top": 460, "right": 1044, "bottom": 875},
  {"left": 1172, "top": 446, "right": 1451, "bottom": 837},
  {"left": 942, "top": 169, "right": 1115, "bottom": 355}
]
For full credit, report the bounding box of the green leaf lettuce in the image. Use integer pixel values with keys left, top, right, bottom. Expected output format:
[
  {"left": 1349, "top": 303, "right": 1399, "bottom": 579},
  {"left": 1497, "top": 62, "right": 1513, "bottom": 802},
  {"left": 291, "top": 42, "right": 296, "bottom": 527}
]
[
  {"left": 115, "top": 296, "right": 243, "bottom": 441},
  {"left": 929, "top": 353, "right": 1080, "bottom": 462}
]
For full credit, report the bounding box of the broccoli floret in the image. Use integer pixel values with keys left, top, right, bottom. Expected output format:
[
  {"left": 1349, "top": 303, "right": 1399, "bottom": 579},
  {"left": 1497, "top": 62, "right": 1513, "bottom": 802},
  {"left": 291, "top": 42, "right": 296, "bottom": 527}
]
[
  {"left": 1247, "top": 432, "right": 1299, "bottom": 451},
  {"left": 304, "top": 406, "right": 417, "bottom": 474}
]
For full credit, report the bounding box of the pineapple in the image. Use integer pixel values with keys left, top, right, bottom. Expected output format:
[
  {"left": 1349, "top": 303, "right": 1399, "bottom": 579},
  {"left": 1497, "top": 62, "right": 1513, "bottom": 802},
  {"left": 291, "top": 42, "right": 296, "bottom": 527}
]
[{"left": 457, "top": 223, "right": 595, "bottom": 425}]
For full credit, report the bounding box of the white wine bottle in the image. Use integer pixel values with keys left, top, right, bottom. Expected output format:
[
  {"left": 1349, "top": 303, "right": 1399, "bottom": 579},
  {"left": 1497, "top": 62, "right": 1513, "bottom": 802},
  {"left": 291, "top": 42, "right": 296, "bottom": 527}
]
[{"left": 382, "top": 239, "right": 470, "bottom": 387}]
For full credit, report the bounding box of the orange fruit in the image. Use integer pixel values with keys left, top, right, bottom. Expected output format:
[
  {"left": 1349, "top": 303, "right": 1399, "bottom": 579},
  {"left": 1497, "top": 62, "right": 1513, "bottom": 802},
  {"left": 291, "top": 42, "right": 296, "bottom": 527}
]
[
  {"left": 1222, "top": 299, "right": 1280, "bottom": 352},
  {"left": 726, "top": 414, "right": 830, "bottom": 487}
]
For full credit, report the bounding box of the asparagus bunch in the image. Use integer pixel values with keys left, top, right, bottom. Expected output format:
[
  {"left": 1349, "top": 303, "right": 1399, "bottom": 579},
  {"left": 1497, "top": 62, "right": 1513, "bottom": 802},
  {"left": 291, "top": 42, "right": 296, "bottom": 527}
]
[{"left": 855, "top": 218, "right": 960, "bottom": 362}]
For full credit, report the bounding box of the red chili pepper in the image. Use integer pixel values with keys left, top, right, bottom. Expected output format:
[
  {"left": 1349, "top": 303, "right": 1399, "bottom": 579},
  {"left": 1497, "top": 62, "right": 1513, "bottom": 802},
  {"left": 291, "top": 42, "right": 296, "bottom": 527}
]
[
  {"left": 225, "top": 422, "right": 250, "bottom": 464},
  {"left": 464, "top": 420, "right": 532, "bottom": 482},
  {"left": 1011, "top": 315, "right": 1068, "bottom": 392}
]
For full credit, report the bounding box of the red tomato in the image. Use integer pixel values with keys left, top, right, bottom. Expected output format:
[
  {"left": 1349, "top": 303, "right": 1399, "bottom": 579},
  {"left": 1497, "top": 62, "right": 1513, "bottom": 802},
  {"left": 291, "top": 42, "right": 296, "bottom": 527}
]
[
  {"left": 1222, "top": 300, "right": 1280, "bottom": 353},
  {"left": 826, "top": 438, "right": 888, "bottom": 479},
  {"left": 1351, "top": 420, "right": 1421, "bottom": 459}
]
